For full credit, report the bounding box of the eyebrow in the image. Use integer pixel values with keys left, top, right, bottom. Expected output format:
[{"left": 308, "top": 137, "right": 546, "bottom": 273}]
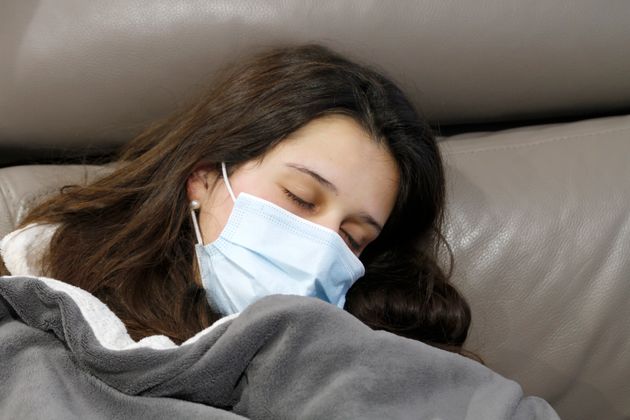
[
  {"left": 355, "top": 212, "right": 383, "bottom": 233},
  {"left": 285, "top": 163, "right": 383, "bottom": 233}
]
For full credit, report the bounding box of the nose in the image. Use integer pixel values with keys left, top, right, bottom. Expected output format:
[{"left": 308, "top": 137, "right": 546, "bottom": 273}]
[{"left": 307, "top": 212, "right": 343, "bottom": 236}]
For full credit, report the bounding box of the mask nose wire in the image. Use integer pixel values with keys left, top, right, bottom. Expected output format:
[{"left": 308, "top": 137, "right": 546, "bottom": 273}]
[{"left": 221, "top": 162, "right": 237, "bottom": 203}]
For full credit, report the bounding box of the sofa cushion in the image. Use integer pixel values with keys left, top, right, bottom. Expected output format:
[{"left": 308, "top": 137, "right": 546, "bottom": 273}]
[
  {"left": 0, "top": 164, "right": 113, "bottom": 237},
  {"left": 440, "top": 113, "right": 630, "bottom": 420}
]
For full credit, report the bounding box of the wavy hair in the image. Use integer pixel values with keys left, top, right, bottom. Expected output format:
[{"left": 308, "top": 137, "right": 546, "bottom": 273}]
[{"left": 19, "top": 43, "right": 480, "bottom": 362}]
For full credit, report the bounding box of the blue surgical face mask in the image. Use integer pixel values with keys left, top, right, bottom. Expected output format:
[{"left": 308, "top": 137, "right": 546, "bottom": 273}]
[{"left": 193, "top": 162, "right": 366, "bottom": 316}]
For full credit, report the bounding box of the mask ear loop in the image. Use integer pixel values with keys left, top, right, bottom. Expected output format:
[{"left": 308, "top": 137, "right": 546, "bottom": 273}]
[
  {"left": 221, "top": 161, "right": 237, "bottom": 202},
  {"left": 190, "top": 162, "right": 234, "bottom": 246}
]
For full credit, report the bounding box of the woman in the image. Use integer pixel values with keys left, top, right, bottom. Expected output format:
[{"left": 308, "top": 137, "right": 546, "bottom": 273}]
[
  {"left": 1, "top": 43, "right": 472, "bottom": 359},
  {"left": 1, "top": 43, "right": 564, "bottom": 419}
]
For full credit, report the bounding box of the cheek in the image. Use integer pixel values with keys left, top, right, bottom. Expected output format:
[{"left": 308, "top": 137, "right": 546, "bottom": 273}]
[
  {"left": 231, "top": 174, "right": 286, "bottom": 207},
  {"left": 197, "top": 176, "right": 238, "bottom": 243},
  {"left": 230, "top": 171, "right": 267, "bottom": 198},
  {"left": 198, "top": 197, "right": 232, "bottom": 244}
]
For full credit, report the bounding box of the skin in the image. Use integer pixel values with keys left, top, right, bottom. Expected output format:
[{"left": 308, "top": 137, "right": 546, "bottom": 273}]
[{"left": 186, "top": 114, "right": 399, "bottom": 256}]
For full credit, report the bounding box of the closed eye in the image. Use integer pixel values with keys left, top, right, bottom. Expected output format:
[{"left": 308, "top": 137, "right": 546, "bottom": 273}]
[
  {"left": 341, "top": 229, "right": 362, "bottom": 252},
  {"left": 283, "top": 187, "right": 362, "bottom": 252},
  {"left": 282, "top": 188, "right": 315, "bottom": 211}
]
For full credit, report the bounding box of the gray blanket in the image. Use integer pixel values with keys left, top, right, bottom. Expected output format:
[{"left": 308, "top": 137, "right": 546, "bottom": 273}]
[{"left": 0, "top": 276, "right": 560, "bottom": 419}]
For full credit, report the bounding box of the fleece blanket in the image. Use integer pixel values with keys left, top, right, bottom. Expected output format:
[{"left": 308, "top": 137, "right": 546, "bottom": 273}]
[{"left": 0, "top": 275, "right": 560, "bottom": 420}]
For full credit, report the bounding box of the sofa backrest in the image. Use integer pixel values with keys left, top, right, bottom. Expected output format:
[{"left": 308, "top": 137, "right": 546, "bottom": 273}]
[{"left": 2, "top": 1, "right": 630, "bottom": 165}]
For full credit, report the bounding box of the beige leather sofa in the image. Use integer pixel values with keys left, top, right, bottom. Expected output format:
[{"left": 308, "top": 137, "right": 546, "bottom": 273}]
[{"left": 1, "top": 2, "right": 629, "bottom": 419}]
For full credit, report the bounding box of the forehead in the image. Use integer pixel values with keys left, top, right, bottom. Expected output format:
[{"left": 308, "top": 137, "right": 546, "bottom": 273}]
[{"left": 260, "top": 114, "right": 400, "bottom": 221}]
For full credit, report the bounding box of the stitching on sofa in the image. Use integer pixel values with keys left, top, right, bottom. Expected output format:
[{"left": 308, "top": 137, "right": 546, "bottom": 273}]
[
  {"left": 0, "top": 181, "right": 20, "bottom": 226},
  {"left": 0, "top": 193, "right": 16, "bottom": 229},
  {"left": 443, "top": 125, "right": 630, "bottom": 156}
]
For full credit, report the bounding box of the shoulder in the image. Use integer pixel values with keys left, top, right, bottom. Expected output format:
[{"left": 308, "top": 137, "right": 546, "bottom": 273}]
[{"left": 0, "top": 223, "right": 58, "bottom": 276}]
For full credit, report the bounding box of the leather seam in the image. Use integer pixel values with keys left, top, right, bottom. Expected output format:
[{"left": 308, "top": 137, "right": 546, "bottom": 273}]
[{"left": 443, "top": 124, "right": 630, "bottom": 156}]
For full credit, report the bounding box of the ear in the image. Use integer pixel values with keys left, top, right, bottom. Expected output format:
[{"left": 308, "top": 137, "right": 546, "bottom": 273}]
[{"left": 186, "top": 167, "right": 212, "bottom": 202}]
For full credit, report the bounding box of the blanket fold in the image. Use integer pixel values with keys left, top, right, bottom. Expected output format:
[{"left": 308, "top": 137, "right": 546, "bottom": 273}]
[{"left": 0, "top": 276, "right": 560, "bottom": 419}]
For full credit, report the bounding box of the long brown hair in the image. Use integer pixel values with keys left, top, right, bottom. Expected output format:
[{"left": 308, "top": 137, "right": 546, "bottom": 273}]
[{"left": 18, "top": 43, "right": 480, "bottom": 362}]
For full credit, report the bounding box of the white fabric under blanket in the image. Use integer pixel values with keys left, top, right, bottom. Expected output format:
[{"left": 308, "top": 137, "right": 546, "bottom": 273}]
[{"left": 0, "top": 223, "right": 237, "bottom": 350}]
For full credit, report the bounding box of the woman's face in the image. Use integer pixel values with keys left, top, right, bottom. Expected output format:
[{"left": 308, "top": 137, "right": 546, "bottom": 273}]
[{"left": 187, "top": 114, "right": 399, "bottom": 256}]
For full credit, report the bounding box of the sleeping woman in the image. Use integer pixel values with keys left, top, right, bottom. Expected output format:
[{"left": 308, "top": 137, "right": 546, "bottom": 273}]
[{"left": 0, "top": 43, "right": 560, "bottom": 419}]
